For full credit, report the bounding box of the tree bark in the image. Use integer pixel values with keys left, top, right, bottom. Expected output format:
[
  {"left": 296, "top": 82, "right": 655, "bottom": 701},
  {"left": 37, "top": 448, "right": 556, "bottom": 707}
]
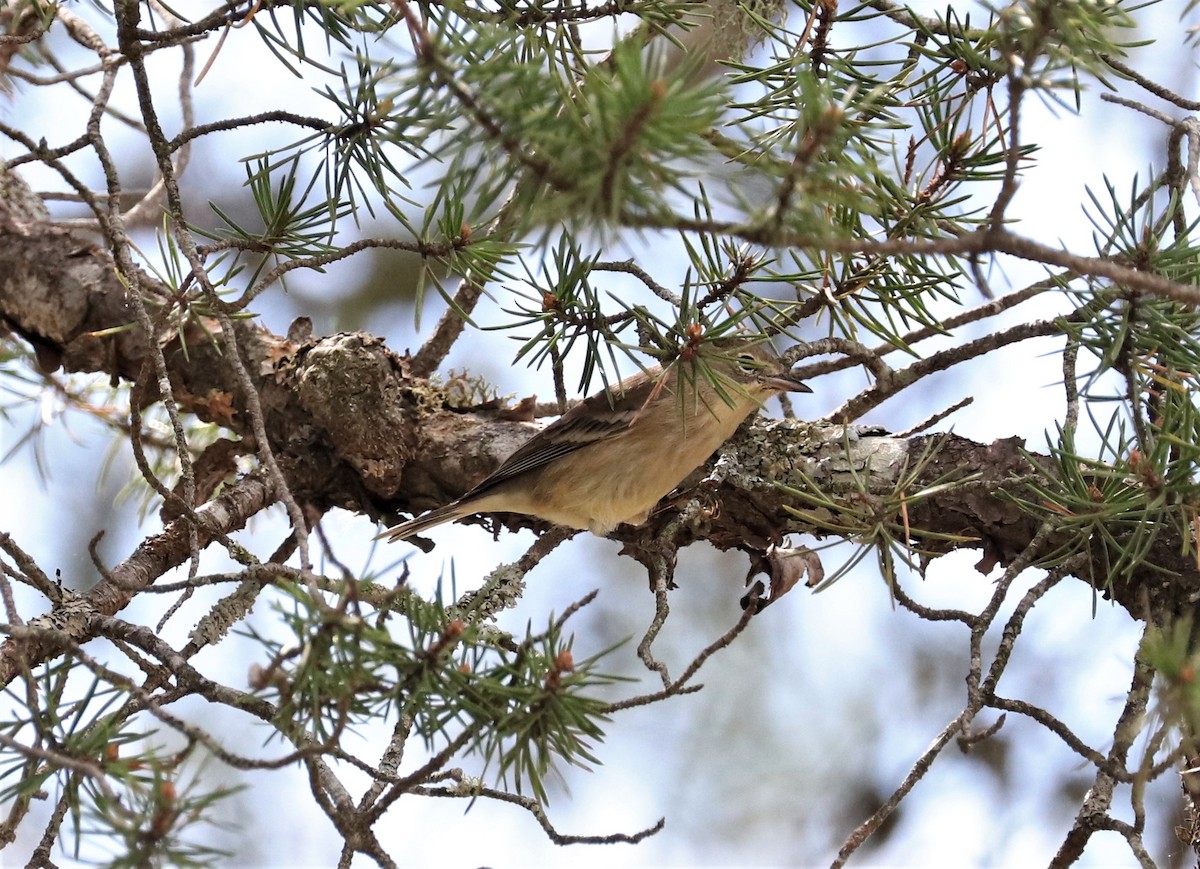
[{"left": 2, "top": 166, "right": 1195, "bottom": 638}]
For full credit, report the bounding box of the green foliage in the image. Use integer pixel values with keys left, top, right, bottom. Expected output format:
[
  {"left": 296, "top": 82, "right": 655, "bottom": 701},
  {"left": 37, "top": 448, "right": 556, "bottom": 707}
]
[
  {"left": 779, "top": 434, "right": 978, "bottom": 590},
  {"left": 127, "top": 0, "right": 1163, "bottom": 393},
  {"left": 1016, "top": 417, "right": 1179, "bottom": 586},
  {"left": 1015, "top": 174, "right": 1200, "bottom": 587},
  {"left": 1143, "top": 615, "right": 1200, "bottom": 750},
  {"left": 247, "top": 580, "right": 625, "bottom": 802},
  {"left": 0, "top": 662, "right": 237, "bottom": 867}
]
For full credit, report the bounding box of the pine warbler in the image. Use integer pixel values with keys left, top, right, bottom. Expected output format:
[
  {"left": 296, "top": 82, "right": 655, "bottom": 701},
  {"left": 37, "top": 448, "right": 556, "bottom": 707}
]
[{"left": 381, "top": 340, "right": 810, "bottom": 541}]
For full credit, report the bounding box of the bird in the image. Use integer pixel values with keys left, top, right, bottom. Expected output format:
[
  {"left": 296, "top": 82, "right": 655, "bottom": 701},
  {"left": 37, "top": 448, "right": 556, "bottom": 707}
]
[{"left": 379, "top": 338, "right": 811, "bottom": 542}]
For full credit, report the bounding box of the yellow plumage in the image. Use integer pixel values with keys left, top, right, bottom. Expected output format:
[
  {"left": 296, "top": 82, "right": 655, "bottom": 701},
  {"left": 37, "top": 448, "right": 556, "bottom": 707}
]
[{"left": 381, "top": 340, "right": 810, "bottom": 541}]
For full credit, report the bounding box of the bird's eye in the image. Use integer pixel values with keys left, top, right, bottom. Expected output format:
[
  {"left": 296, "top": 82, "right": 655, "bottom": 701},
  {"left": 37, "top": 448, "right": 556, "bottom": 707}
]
[{"left": 736, "top": 352, "right": 758, "bottom": 373}]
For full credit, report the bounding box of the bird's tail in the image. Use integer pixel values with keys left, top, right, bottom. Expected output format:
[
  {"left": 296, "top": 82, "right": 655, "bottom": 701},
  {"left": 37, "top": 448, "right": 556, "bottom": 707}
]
[{"left": 376, "top": 502, "right": 470, "bottom": 543}]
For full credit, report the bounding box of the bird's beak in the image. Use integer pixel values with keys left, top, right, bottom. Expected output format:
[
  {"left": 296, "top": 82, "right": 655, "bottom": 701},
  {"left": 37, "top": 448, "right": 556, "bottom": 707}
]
[{"left": 760, "top": 371, "right": 812, "bottom": 393}]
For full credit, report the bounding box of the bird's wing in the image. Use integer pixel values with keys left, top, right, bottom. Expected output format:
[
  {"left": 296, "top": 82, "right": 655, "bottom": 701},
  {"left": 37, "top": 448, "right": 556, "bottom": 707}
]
[{"left": 464, "top": 398, "right": 641, "bottom": 496}]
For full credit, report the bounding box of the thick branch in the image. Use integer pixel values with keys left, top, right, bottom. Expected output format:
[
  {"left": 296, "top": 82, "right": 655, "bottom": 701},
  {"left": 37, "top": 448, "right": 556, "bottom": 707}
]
[
  {"left": 0, "top": 472, "right": 278, "bottom": 686},
  {"left": 2, "top": 168, "right": 1195, "bottom": 633}
]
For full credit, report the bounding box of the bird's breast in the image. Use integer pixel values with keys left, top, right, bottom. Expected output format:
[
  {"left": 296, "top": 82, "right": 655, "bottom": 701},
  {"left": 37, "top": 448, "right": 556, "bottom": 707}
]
[{"left": 495, "top": 395, "right": 760, "bottom": 533}]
